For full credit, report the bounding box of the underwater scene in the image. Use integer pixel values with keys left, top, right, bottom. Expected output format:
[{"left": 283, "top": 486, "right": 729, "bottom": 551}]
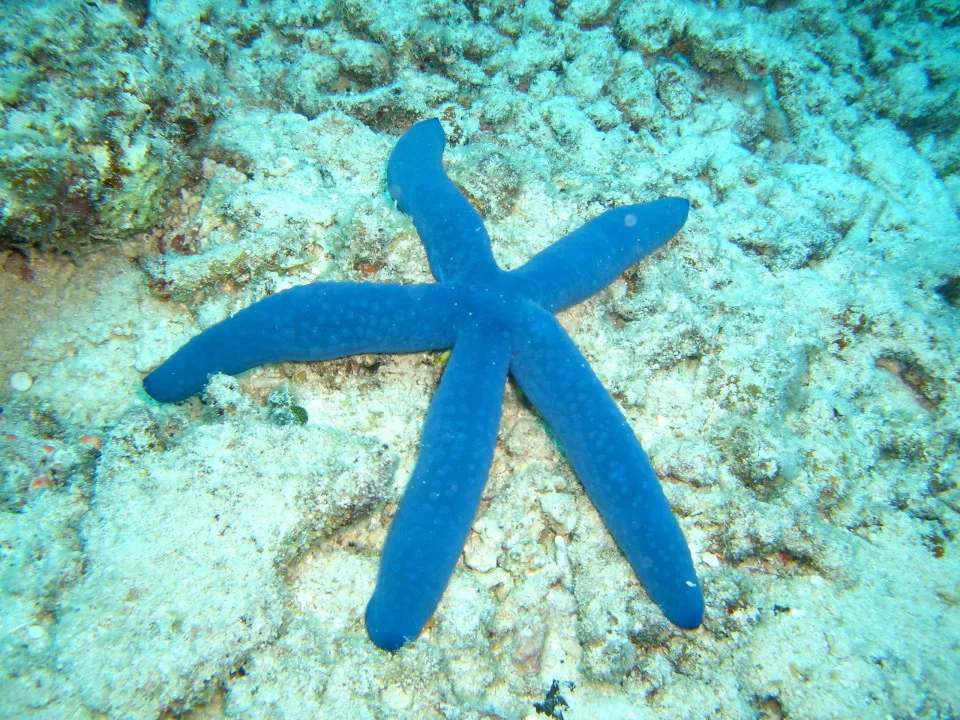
[{"left": 1, "top": 0, "right": 958, "bottom": 718}]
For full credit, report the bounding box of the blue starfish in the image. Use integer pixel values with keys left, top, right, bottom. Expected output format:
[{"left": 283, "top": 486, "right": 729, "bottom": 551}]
[{"left": 144, "top": 119, "right": 703, "bottom": 651}]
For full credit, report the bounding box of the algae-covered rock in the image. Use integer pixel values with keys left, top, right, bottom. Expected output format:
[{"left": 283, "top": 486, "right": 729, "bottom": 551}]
[{"left": 0, "top": 1, "right": 219, "bottom": 252}]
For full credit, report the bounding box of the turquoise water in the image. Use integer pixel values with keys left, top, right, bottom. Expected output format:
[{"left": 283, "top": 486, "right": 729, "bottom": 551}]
[{"left": 1, "top": 1, "right": 958, "bottom": 718}]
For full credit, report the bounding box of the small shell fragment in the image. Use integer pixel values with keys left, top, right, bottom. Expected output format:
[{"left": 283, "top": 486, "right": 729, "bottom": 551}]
[{"left": 702, "top": 552, "right": 722, "bottom": 568}]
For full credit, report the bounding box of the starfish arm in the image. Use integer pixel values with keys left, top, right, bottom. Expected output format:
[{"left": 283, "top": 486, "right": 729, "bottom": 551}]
[
  {"left": 143, "top": 282, "right": 464, "bottom": 403},
  {"left": 365, "top": 323, "right": 510, "bottom": 651},
  {"left": 509, "top": 302, "right": 704, "bottom": 629},
  {"left": 507, "top": 198, "right": 689, "bottom": 314},
  {"left": 388, "top": 119, "right": 500, "bottom": 283}
]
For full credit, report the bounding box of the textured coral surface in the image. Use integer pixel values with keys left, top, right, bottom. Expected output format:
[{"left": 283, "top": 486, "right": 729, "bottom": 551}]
[{"left": 0, "top": 0, "right": 958, "bottom": 718}]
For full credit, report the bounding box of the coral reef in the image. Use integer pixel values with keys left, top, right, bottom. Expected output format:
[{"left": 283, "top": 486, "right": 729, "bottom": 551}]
[
  {"left": 0, "top": 0, "right": 958, "bottom": 717},
  {"left": 0, "top": 0, "right": 219, "bottom": 252}
]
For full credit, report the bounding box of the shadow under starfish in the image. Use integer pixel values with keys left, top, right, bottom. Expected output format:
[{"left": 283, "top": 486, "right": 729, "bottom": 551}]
[{"left": 144, "top": 118, "right": 703, "bottom": 651}]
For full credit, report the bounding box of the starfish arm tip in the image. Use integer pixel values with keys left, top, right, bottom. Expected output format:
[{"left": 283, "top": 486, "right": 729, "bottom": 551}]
[
  {"left": 144, "top": 283, "right": 461, "bottom": 402},
  {"left": 365, "top": 596, "right": 413, "bottom": 652},
  {"left": 667, "top": 585, "right": 705, "bottom": 629},
  {"left": 510, "top": 196, "right": 690, "bottom": 312},
  {"left": 510, "top": 305, "right": 704, "bottom": 631},
  {"left": 365, "top": 327, "right": 510, "bottom": 649},
  {"left": 388, "top": 119, "right": 498, "bottom": 282}
]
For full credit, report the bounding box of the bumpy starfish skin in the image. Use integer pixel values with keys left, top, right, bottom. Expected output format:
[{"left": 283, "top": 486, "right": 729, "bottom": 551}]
[{"left": 144, "top": 119, "right": 704, "bottom": 651}]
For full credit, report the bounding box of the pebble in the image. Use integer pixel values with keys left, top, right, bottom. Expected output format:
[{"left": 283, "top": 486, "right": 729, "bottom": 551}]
[
  {"left": 9, "top": 371, "right": 33, "bottom": 392},
  {"left": 463, "top": 533, "right": 499, "bottom": 573}
]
